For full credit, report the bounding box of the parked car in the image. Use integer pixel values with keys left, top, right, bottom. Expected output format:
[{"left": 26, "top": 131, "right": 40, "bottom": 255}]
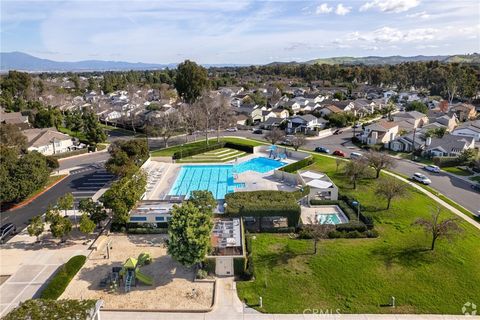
[
  {"left": 423, "top": 165, "right": 440, "bottom": 173},
  {"left": 0, "top": 223, "right": 16, "bottom": 243},
  {"left": 350, "top": 152, "right": 363, "bottom": 160},
  {"left": 280, "top": 135, "right": 295, "bottom": 146},
  {"left": 252, "top": 129, "right": 263, "bottom": 134},
  {"left": 353, "top": 123, "right": 362, "bottom": 128},
  {"left": 412, "top": 172, "right": 432, "bottom": 185},
  {"left": 225, "top": 127, "right": 238, "bottom": 132},
  {"left": 471, "top": 183, "right": 480, "bottom": 192},
  {"left": 333, "top": 150, "right": 345, "bottom": 157},
  {"left": 315, "top": 146, "right": 330, "bottom": 153}
]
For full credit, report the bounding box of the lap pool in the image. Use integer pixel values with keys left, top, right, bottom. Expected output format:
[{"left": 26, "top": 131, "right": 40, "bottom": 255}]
[{"left": 168, "top": 157, "right": 286, "bottom": 199}]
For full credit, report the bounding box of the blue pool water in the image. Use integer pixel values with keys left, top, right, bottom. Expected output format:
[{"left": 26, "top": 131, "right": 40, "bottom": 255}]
[
  {"left": 317, "top": 213, "right": 342, "bottom": 225},
  {"left": 169, "top": 157, "right": 286, "bottom": 199}
]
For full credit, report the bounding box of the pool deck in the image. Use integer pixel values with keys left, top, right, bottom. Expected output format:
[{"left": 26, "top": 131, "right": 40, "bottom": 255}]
[
  {"left": 142, "top": 151, "right": 300, "bottom": 202},
  {"left": 300, "top": 205, "right": 349, "bottom": 225}
]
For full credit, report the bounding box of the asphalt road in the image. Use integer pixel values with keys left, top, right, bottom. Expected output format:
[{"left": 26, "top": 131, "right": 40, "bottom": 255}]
[{"left": 0, "top": 167, "right": 114, "bottom": 232}]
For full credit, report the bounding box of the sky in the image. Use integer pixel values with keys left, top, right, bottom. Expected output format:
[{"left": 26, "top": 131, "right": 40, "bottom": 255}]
[{"left": 1, "top": 0, "right": 479, "bottom": 64}]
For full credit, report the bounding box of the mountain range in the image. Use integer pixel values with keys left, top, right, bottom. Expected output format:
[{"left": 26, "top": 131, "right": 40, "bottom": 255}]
[{"left": 1, "top": 51, "right": 479, "bottom": 72}]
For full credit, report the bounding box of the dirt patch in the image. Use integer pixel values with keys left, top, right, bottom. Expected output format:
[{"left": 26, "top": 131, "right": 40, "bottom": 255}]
[{"left": 60, "top": 234, "right": 214, "bottom": 311}]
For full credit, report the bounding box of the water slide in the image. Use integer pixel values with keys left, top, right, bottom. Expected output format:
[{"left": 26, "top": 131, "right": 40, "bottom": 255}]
[{"left": 135, "top": 269, "right": 153, "bottom": 285}]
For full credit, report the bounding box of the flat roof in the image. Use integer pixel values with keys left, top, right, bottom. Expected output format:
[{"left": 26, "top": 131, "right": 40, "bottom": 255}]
[
  {"left": 130, "top": 200, "right": 175, "bottom": 216},
  {"left": 211, "top": 218, "right": 242, "bottom": 250}
]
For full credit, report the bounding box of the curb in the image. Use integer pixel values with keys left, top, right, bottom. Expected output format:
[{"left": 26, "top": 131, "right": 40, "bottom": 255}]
[{"left": 5, "top": 174, "right": 69, "bottom": 212}]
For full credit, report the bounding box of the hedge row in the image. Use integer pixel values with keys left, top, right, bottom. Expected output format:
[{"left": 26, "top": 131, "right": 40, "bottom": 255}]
[
  {"left": 127, "top": 227, "right": 168, "bottom": 234},
  {"left": 40, "top": 255, "right": 86, "bottom": 300},
  {"left": 279, "top": 156, "right": 314, "bottom": 173},
  {"left": 225, "top": 191, "right": 301, "bottom": 227},
  {"left": 338, "top": 194, "right": 374, "bottom": 229},
  {"left": 173, "top": 142, "right": 224, "bottom": 160},
  {"left": 432, "top": 156, "right": 461, "bottom": 168},
  {"left": 203, "top": 258, "right": 216, "bottom": 274},
  {"left": 51, "top": 148, "right": 88, "bottom": 159},
  {"left": 224, "top": 142, "right": 254, "bottom": 153}
]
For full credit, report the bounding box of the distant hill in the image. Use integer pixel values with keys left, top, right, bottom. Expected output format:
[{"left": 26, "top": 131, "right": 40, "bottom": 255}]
[
  {"left": 270, "top": 54, "right": 480, "bottom": 66},
  {"left": 0, "top": 52, "right": 174, "bottom": 72}
]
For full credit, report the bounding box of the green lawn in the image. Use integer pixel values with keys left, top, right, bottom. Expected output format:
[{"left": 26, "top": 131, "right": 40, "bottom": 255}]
[
  {"left": 442, "top": 166, "right": 472, "bottom": 176},
  {"left": 237, "top": 154, "right": 480, "bottom": 314},
  {"left": 150, "top": 137, "right": 263, "bottom": 157},
  {"left": 177, "top": 148, "right": 246, "bottom": 163}
]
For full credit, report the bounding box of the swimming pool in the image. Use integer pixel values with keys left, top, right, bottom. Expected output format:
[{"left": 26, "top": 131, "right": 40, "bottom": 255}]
[
  {"left": 169, "top": 157, "right": 286, "bottom": 199},
  {"left": 316, "top": 213, "right": 342, "bottom": 225}
]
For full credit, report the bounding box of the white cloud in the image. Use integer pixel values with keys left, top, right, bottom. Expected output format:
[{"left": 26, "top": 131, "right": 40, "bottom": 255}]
[
  {"left": 335, "top": 4, "right": 352, "bottom": 16},
  {"left": 360, "top": 0, "right": 420, "bottom": 13},
  {"left": 349, "top": 27, "right": 437, "bottom": 44},
  {"left": 316, "top": 3, "right": 333, "bottom": 14},
  {"left": 407, "top": 11, "right": 430, "bottom": 19}
]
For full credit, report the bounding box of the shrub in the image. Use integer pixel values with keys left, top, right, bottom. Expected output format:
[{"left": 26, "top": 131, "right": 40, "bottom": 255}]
[
  {"left": 51, "top": 148, "right": 88, "bottom": 159},
  {"left": 298, "top": 228, "right": 313, "bottom": 239},
  {"left": 196, "top": 269, "right": 208, "bottom": 279},
  {"left": 310, "top": 200, "right": 340, "bottom": 206},
  {"left": 280, "top": 156, "right": 314, "bottom": 173},
  {"left": 172, "top": 142, "right": 224, "bottom": 159},
  {"left": 40, "top": 255, "right": 86, "bottom": 300},
  {"left": 203, "top": 258, "right": 216, "bottom": 274},
  {"left": 336, "top": 222, "right": 367, "bottom": 233},
  {"left": 366, "top": 229, "right": 379, "bottom": 238},
  {"left": 127, "top": 227, "right": 168, "bottom": 234},
  {"left": 3, "top": 299, "right": 96, "bottom": 320},
  {"left": 138, "top": 252, "right": 152, "bottom": 266},
  {"left": 225, "top": 191, "right": 301, "bottom": 227},
  {"left": 345, "top": 230, "right": 366, "bottom": 238},
  {"left": 260, "top": 227, "right": 296, "bottom": 233},
  {"left": 233, "top": 257, "right": 247, "bottom": 275},
  {"left": 291, "top": 185, "right": 310, "bottom": 200},
  {"left": 224, "top": 142, "right": 254, "bottom": 153},
  {"left": 432, "top": 156, "right": 461, "bottom": 168}
]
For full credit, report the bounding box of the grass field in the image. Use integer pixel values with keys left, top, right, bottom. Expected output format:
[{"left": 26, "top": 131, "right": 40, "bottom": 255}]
[
  {"left": 442, "top": 166, "right": 472, "bottom": 176},
  {"left": 236, "top": 154, "right": 480, "bottom": 314},
  {"left": 150, "top": 137, "right": 263, "bottom": 157}
]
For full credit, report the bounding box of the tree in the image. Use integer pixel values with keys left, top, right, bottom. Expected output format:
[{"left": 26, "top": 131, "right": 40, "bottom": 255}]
[
  {"left": 425, "top": 127, "right": 446, "bottom": 138},
  {"left": 105, "top": 139, "right": 148, "bottom": 177},
  {"left": 46, "top": 156, "right": 59, "bottom": 170},
  {"left": 375, "top": 178, "right": 407, "bottom": 209},
  {"left": 264, "top": 128, "right": 285, "bottom": 145},
  {"left": 82, "top": 109, "right": 106, "bottom": 146},
  {"left": 365, "top": 151, "right": 396, "bottom": 178},
  {"left": 344, "top": 158, "right": 369, "bottom": 189},
  {"left": 79, "top": 214, "right": 96, "bottom": 235},
  {"left": 414, "top": 207, "right": 463, "bottom": 250},
  {"left": 194, "top": 94, "right": 217, "bottom": 145},
  {"left": 0, "top": 123, "right": 27, "bottom": 151},
  {"left": 212, "top": 95, "right": 234, "bottom": 142},
  {"left": 50, "top": 216, "right": 73, "bottom": 242},
  {"left": 457, "top": 149, "right": 477, "bottom": 166},
  {"left": 57, "top": 193, "right": 74, "bottom": 216},
  {"left": 167, "top": 202, "right": 213, "bottom": 267},
  {"left": 149, "top": 111, "right": 181, "bottom": 148},
  {"left": 27, "top": 216, "right": 44, "bottom": 242},
  {"left": 189, "top": 190, "right": 216, "bottom": 214},
  {"left": 45, "top": 205, "right": 61, "bottom": 224},
  {"left": 335, "top": 158, "right": 343, "bottom": 172},
  {"left": 303, "top": 222, "right": 335, "bottom": 254},
  {"left": 78, "top": 198, "right": 107, "bottom": 227},
  {"left": 291, "top": 134, "right": 307, "bottom": 151},
  {"left": 174, "top": 60, "right": 209, "bottom": 103},
  {"left": 406, "top": 101, "right": 428, "bottom": 114},
  {"left": 33, "top": 107, "right": 63, "bottom": 128}
]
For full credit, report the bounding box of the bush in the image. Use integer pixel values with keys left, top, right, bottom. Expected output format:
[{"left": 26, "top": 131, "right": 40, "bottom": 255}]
[
  {"left": 310, "top": 199, "right": 340, "bottom": 206},
  {"left": 203, "top": 258, "right": 216, "bottom": 274},
  {"left": 225, "top": 191, "right": 301, "bottom": 227},
  {"left": 298, "top": 228, "right": 313, "bottom": 239},
  {"left": 280, "top": 156, "right": 314, "bottom": 173},
  {"left": 291, "top": 185, "right": 310, "bottom": 200},
  {"left": 432, "top": 156, "right": 461, "bottom": 168},
  {"left": 336, "top": 221, "right": 367, "bottom": 233},
  {"left": 260, "top": 227, "right": 296, "bottom": 233},
  {"left": 3, "top": 299, "right": 96, "bottom": 320},
  {"left": 127, "top": 227, "right": 168, "bottom": 234},
  {"left": 224, "top": 142, "right": 254, "bottom": 153},
  {"left": 172, "top": 142, "right": 224, "bottom": 159},
  {"left": 196, "top": 269, "right": 208, "bottom": 279},
  {"left": 233, "top": 257, "right": 247, "bottom": 275},
  {"left": 51, "top": 148, "right": 88, "bottom": 159},
  {"left": 366, "top": 229, "right": 379, "bottom": 238},
  {"left": 40, "top": 255, "right": 86, "bottom": 300},
  {"left": 138, "top": 252, "right": 152, "bottom": 266}
]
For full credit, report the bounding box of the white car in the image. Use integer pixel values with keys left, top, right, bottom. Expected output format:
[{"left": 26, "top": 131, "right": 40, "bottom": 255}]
[
  {"left": 423, "top": 165, "right": 440, "bottom": 173},
  {"left": 412, "top": 172, "right": 432, "bottom": 185},
  {"left": 226, "top": 127, "right": 238, "bottom": 132}
]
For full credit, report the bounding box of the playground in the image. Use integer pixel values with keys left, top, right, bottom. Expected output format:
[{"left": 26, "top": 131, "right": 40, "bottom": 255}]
[{"left": 60, "top": 234, "right": 214, "bottom": 311}]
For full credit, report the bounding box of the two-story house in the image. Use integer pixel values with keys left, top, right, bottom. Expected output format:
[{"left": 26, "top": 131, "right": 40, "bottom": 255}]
[{"left": 361, "top": 120, "right": 399, "bottom": 146}]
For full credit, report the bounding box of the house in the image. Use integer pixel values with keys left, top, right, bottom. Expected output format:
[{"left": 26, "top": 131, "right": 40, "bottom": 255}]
[
  {"left": 261, "top": 110, "right": 276, "bottom": 122},
  {"left": 284, "top": 100, "right": 301, "bottom": 113},
  {"left": 430, "top": 114, "right": 457, "bottom": 132},
  {"left": 393, "top": 111, "right": 429, "bottom": 128},
  {"left": 22, "top": 128, "right": 75, "bottom": 155},
  {"left": 287, "top": 114, "right": 325, "bottom": 134},
  {"left": 389, "top": 131, "right": 426, "bottom": 152},
  {"left": 398, "top": 92, "right": 421, "bottom": 103},
  {"left": 361, "top": 120, "right": 399, "bottom": 145},
  {"left": 235, "top": 114, "right": 249, "bottom": 126},
  {"left": 451, "top": 120, "right": 480, "bottom": 141},
  {"left": 271, "top": 108, "right": 289, "bottom": 119},
  {"left": 383, "top": 90, "right": 397, "bottom": 103},
  {"left": 424, "top": 135, "right": 475, "bottom": 157},
  {"left": 0, "top": 109, "right": 29, "bottom": 128},
  {"left": 261, "top": 117, "right": 285, "bottom": 130},
  {"left": 317, "top": 104, "right": 343, "bottom": 117},
  {"left": 352, "top": 99, "right": 375, "bottom": 117},
  {"left": 449, "top": 103, "right": 477, "bottom": 122}
]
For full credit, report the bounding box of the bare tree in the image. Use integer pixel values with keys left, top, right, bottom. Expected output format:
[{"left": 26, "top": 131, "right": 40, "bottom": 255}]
[
  {"left": 291, "top": 134, "right": 307, "bottom": 151},
  {"left": 414, "top": 207, "right": 463, "bottom": 251},
  {"left": 335, "top": 158, "right": 343, "bottom": 172},
  {"left": 303, "top": 220, "right": 335, "bottom": 254},
  {"left": 150, "top": 111, "right": 181, "bottom": 148},
  {"left": 212, "top": 95, "right": 234, "bottom": 142},
  {"left": 179, "top": 104, "right": 199, "bottom": 143},
  {"left": 365, "top": 151, "right": 396, "bottom": 178},
  {"left": 344, "top": 158, "right": 370, "bottom": 189},
  {"left": 264, "top": 128, "right": 285, "bottom": 145},
  {"left": 194, "top": 93, "right": 217, "bottom": 145},
  {"left": 375, "top": 177, "right": 407, "bottom": 209}
]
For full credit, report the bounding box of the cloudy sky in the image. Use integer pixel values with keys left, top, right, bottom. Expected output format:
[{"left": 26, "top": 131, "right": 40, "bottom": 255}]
[{"left": 1, "top": 0, "right": 479, "bottom": 64}]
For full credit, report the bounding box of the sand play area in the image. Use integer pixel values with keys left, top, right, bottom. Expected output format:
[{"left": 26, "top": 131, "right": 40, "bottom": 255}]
[{"left": 60, "top": 234, "right": 214, "bottom": 311}]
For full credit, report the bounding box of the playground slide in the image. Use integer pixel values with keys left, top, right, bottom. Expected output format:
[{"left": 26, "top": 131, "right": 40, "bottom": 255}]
[{"left": 135, "top": 269, "right": 153, "bottom": 285}]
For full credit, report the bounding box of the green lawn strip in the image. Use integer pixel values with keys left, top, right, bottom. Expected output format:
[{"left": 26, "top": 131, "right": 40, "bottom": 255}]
[
  {"left": 442, "top": 166, "right": 472, "bottom": 176},
  {"left": 237, "top": 154, "right": 480, "bottom": 314},
  {"left": 469, "top": 176, "right": 480, "bottom": 182},
  {"left": 40, "top": 255, "right": 86, "bottom": 299},
  {"left": 58, "top": 127, "right": 87, "bottom": 141}
]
